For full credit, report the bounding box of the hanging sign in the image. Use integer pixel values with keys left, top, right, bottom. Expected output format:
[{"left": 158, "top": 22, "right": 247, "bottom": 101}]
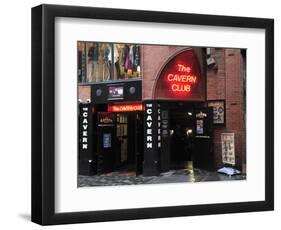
[{"left": 221, "top": 133, "right": 235, "bottom": 165}]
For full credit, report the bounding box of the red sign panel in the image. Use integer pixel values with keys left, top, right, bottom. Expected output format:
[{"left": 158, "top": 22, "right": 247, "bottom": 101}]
[
  {"left": 108, "top": 103, "right": 143, "bottom": 112},
  {"left": 154, "top": 49, "right": 204, "bottom": 101}
]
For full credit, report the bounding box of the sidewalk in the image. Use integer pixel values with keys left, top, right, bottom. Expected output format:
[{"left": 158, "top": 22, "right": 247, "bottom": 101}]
[{"left": 78, "top": 168, "right": 246, "bottom": 187}]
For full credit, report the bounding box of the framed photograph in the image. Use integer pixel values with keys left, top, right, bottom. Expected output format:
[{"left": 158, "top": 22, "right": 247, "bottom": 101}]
[
  {"left": 31, "top": 4, "right": 274, "bottom": 225},
  {"left": 208, "top": 100, "right": 226, "bottom": 125}
]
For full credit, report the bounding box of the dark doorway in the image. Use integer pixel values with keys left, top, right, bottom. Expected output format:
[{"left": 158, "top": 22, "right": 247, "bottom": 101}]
[
  {"left": 135, "top": 113, "right": 144, "bottom": 175},
  {"left": 116, "top": 113, "right": 143, "bottom": 175},
  {"left": 193, "top": 107, "right": 214, "bottom": 170},
  {"left": 169, "top": 102, "right": 196, "bottom": 170},
  {"left": 96, "top": 110, "right": 144, "bottom": 176},
  {"left": 167, "top": 102, "right": 213, "bottom": 171},
  {"left": 96, "top": 112, "right": 116, "bottom": 174}
]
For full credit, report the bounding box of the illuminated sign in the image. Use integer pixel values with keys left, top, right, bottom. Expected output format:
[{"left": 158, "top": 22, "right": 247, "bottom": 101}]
[
  {"left": 167, "top": 64, "right": 197, "bottom": 93},
  {"left": 81, "top": 106, "right": 89, "bottom": 150},
  {"left": 108, "top": 103, "right": 143, "bottom": 112},
  {"left": 145, "top": 103, "right": 153, "bottom": 149},
  {"left": 79, "top": 103, "right": 94, "bottom": 165},
  {"left": 154, "top": 49, "right": 205, "bottom": 101}
]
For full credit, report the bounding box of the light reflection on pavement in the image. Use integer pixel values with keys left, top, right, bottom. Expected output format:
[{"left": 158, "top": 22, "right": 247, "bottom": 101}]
[{"left": 78, "top": 168, "right": 246, "bottom": 187}]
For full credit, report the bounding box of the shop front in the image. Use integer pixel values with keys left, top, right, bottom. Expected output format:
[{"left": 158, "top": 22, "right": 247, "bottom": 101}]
[
  {"left": 95, "top": 106, "right": 144, "bottom": 176},
  {"left": 79, "top": 78, "right": 144, "bottom": 176},
  {"left": 78, "top": 45, "right": 216, "bottom": 177},
  {"left": 141, "top": 47, "right": 214, "bottom": 176}
]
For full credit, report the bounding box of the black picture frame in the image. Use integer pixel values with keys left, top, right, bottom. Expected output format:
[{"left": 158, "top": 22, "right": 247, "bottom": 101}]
[{"left": 31, "top": 4, "right": 274, "bottom": 225}]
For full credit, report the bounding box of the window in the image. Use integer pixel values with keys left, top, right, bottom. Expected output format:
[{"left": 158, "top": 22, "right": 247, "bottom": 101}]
[{"left": 77, "top": 42, "right": 142, "bottom": 83}]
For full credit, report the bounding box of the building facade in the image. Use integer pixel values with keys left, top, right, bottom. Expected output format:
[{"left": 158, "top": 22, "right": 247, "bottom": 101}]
[{"left": 78, "top": 42, "right": 246, "bottom": 177}]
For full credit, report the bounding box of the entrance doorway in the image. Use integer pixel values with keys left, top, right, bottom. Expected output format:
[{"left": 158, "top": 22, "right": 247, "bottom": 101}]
[
  {"left": 96, "top": 107, "right": 143, "bottom": 176},
  {"left": 165, "top": 102, "right": 213, "bottom": 171},
  {"left": 115, "top": 113, "right": 143, "bottom": 176},
  {"left": 169, "top": 103, "right": 195, "bottom": 170},
  {"left": 192, "top": 107, "right": 214, "bottom": 170}
]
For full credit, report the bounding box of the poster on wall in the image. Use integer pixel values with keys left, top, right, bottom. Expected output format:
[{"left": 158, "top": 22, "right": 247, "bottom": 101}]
[
  {"left": 196, "top": 119, "right": 204, "bottom": 134},
  {"left": 103, "top": 133, "right": 111, "bottom": 148},
  {"left": 208, "top": 100, "right": 225, "bottom": 124},
  {"left": 221, "top": 133, "right": 235, "bottom": 165}
]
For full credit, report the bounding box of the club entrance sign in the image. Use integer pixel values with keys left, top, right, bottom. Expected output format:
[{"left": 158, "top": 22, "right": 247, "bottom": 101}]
[
  {"left": 81, "top": 107, "right": 89, "bottom": 150},
  {"left": 154, "top": 49, "right": 205, "bottom": 101},
  {"left": 167, "top": 64, "right": 197, "bottom": 93}
]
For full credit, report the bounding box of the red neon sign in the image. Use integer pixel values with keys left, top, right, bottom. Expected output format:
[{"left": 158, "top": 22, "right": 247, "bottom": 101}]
[
  {"left": 108, "top": 104, "right": 143, "bottom": 112},
  {"left": 166, "top": 63, "right": 197, "bottom": 93},
  {"left": 154, "top": 49, "right": 203, "bottom": 100}
]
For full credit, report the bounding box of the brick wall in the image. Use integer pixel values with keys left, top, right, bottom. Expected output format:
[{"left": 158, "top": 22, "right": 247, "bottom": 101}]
[
  {"left": 207, "top": 48, "right": 246, "bottom": 170},
  {"left": 142, "top": 45, "right": 183, "bottom": 100},
  {"left": 78, "top": 85, "right": 91, "bottom": 103}
]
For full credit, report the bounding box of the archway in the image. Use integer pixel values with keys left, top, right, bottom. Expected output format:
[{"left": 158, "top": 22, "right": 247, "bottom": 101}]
[{"left": 153, "top": 49, "right": 204, "bottom": 101}]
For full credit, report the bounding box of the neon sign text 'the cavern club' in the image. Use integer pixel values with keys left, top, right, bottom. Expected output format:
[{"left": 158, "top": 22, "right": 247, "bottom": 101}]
[{"left": 166, "top": 64, "right": 197, "bottom": 93}]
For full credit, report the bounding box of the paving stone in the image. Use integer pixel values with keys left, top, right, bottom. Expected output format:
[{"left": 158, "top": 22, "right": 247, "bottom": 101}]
[{"left": 78, "top": 168, "right": 245, "bottom": 187}]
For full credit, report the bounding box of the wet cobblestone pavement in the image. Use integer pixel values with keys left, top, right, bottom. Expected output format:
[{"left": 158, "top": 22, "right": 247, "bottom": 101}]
[{"left": 78, "top": 168, "right": 246, "bottom": 187}]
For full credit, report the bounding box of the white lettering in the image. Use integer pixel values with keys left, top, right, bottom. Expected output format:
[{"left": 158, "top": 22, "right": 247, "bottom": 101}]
[
  {"left": 147, "top": 143, "right": 153, "bottom": 148},
  {"left": 147, "top": 136, "right": 152, "bottom": 142},
  {"left": 147, "top": 108, "right": 152, "bottom": 114},
  {"left": 82, "top": 137, "right": 87, "bottom": 142},
  {"left": 146, "top": 104, "right": 153, "bottom": 150},
  {"left": 81, "top": 106, "right": 89, "bottom": 150},
  {"left": 147, "top": 115, "right": 152, "bottom": 121},
  {"left": 147, "top": 122, "right": 152, "bottom": 128}
]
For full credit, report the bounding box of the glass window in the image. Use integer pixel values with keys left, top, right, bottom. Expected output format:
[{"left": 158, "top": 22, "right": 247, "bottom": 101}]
[
  {"left": 77, "top": 41, "right": 86, "bottom": 83},
  {"left": 78, "top": 42, "right": 142, "bottom": 83}
]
